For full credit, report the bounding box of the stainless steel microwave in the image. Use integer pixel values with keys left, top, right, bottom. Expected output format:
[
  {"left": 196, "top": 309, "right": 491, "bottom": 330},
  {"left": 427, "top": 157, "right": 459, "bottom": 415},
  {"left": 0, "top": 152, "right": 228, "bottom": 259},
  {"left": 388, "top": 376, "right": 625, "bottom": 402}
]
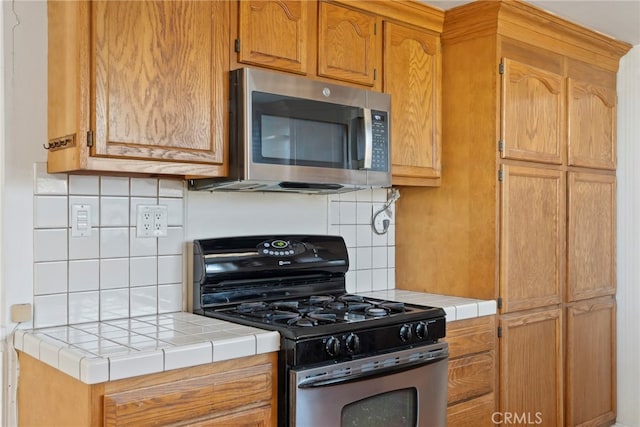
[{"left": 188, "top": 68, "right": 391, "bottom": 193}]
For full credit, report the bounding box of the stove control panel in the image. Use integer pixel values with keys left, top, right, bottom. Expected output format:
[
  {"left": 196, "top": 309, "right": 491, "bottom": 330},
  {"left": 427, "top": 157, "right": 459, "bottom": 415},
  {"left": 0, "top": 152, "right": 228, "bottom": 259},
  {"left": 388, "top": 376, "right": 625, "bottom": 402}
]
[
  {"left": 257, "top": 239, "right": 306, "bottom": 257},
  {"left": 299, "top": 317, "right": 446, "bottom": 364}
]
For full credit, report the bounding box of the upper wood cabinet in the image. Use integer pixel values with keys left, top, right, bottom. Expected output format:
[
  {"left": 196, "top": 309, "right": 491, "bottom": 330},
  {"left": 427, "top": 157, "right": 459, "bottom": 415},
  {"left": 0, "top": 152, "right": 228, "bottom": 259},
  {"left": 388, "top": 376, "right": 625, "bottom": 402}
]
[
  {"left": 567, "top": 172, "right": 616, "bottom": 302},
  {"left": 232, "top": 0, "right": 445, "bottom": 185},
  {"left": 501, "top": 58, "right": 564, "bottom": 165},
  {"left": 47, "top": 0, "right": 228, "bottom": 177},
  {"left": 317, "top": 2, "right": 380, "bottom": 88},
  {"left": 384, "top": 22, "right": 441, "bottom": 185},
  {"left": 567, "top": 78, "right": 617, "bottom": 170},
  {"left": 500, "top": 165, "right": 565, "bottom": 313},
  {"left": 235, "top": 1, "right": 310, "bottom": 74}
]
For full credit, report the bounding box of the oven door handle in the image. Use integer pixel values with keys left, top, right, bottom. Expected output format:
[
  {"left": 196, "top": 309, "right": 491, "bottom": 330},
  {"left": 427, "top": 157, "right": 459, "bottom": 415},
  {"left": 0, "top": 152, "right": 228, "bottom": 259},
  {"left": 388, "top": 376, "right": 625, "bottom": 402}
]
[{"left": 297, "top": 353, "right": 448, "bottom": 389}]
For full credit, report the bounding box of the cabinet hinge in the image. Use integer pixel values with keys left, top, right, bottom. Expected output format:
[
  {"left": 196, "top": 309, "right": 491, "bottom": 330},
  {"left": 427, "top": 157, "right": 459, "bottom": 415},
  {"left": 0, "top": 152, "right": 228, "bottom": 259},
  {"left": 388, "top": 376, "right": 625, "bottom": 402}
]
[
  {"left": 498, "top": 169, "right": 504, "bottom": 181},
  {"left": 497, "top": 297, "right": 502, "bottom": 309},
  {"left": 499, "top": 62, "right": 505, "bottom": 75},
  {"left": 497, "top": 326, "right": 503, "bottom": 338},
  {"left": 374, "top": 69, "right": 377, "bottom": 81},
  {"left": 86, "top": 130, "right": 94, "bottom": 148},
  {"left": 234, "top": 39, "right": 240, "bottom": 53},
  {"left": 498, "top": 140, "right": 504, "bottom": 152},
  {"left": 374, "top": 23, "right": 377, "bottom": 36}
]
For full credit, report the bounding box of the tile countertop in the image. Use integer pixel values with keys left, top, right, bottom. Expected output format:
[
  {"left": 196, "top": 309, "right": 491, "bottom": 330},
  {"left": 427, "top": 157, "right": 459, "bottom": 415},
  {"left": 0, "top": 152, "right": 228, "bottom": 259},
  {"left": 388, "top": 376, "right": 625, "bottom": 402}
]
[
  {"left": 12, "top": 312, "right": 280, "bottom": 385},
  {"left": 13, "top": 291, "right": 495, "bottom": 385},
  {"left": 357, "top": 289, "right": 497, "bottom": 321}
]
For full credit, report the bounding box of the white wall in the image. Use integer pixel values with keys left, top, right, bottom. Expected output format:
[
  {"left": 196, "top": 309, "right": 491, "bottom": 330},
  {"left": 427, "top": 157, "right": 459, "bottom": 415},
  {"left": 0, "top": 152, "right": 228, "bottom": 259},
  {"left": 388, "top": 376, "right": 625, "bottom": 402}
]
[{"left": 616, "top": 44, "right": 640, "bottom": 427}]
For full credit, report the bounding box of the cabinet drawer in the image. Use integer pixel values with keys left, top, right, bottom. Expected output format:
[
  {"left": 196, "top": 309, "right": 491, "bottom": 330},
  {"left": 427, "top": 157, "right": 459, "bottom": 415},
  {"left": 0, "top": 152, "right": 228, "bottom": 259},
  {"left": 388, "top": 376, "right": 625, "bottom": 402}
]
[
  {"left": 448, "top": 351, "right": 494, "bottom": 405},
  {"left": 104, "top": 363, "right": 273, "bottom": 426},
  {"left": 448, "top": 393, "right": 496, "bottom": 427},
  {"left": 445, "top": 316, "right": 495, "bottom": 359}
]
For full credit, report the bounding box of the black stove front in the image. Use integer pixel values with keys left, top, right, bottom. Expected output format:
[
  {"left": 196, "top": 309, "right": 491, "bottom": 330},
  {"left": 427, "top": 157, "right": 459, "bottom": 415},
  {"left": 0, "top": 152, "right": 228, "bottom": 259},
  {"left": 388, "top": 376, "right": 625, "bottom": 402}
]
[{"left": 192, "top": 235, "right": 447, "bottom": 426}]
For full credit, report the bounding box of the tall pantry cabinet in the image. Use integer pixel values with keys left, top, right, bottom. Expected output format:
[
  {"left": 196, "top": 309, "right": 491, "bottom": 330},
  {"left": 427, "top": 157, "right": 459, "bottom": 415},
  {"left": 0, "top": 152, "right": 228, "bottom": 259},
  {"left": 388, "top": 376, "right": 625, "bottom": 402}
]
[{"left": 395, "top": 1, "right": 630, "bottom": 426}]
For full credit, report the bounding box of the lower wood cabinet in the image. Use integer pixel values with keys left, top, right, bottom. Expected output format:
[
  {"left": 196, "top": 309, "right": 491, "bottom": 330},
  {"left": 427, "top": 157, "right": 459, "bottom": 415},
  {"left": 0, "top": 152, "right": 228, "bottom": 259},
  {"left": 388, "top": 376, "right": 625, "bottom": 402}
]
[
  {"left": 565, "top": 296, "right": 616, "bottom": 427},
  {"left": 445, "top": 315, "right": 497, "bottom": 426},
  {"left": 499, "top": 306, "right": 563, "bottom": 427},
  {"left": 18, "top": 352, "right": 277, "bottom": 427}
]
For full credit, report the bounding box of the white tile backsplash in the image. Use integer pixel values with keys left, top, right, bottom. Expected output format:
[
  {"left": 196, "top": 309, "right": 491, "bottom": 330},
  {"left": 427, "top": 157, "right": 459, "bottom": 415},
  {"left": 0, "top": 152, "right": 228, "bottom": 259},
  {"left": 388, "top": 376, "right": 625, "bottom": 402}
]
[
  {"left": 34, "top": 163, "right": 68, "bottom": 195},
  {"left": 158, "top": 284, "right": 183, "bottom": 314},
  {"left": 100, "top": 197, "right": 129, "bottom": 226},
  {"left": 34, "top": 294, "right": 68, "bottom": 328},
  {"left": 32, "top": 170, "right": 395, "bottom": 327},
  {"left": 69, "top": 175, "right": 100, "bottom": 195},
  {"left": 68, "top": 292, "right": 100, "bottom": 324},
  {"left": 100, "top": 228, "right": 129, "bottom": 258},
  {"left": 100, "top": 289, "right": 130, "bottom": 320},
  {"left": 100, "top": 258, "right": 130, "bottom": 289},
  {"left": 130, "top": 257, "right": 158, "bottom": 287},
  {"left": 34, "top": 261, "right": 67, "bottom": 295},
  {"left": 101, "top": 177, "right": 130, "bottom": 196},
  {"left": 159, "top": 179, "right": 185, "bottom": 198},
  {"left": 157, "top": 255, "right": 183, "bottom": 285},
  {"left": 130, "top": 178, "right": 158, "bottom": 197},
  {"left": 69, "top": 228, "right": 100, "bottom": 260},
  {"left": 34, "top": 229, "right": 68, "bottom": 262},
  {"left": 34, "top": 196, "right": 68, "bottom": 228}
]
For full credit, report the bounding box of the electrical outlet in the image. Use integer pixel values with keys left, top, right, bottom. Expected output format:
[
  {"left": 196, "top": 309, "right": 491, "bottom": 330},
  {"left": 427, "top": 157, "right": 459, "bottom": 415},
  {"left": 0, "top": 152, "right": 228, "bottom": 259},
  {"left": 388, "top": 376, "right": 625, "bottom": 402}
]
[
  {"left": 137, "top": 205, "right": 168, "bottom": 237},
  {"left": 11, "top": 303, "right": 32, "bottom": 323}
]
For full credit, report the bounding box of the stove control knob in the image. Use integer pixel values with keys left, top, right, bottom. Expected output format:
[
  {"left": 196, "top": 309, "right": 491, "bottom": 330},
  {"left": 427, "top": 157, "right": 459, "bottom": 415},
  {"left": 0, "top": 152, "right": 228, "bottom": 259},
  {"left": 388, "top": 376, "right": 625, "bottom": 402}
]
[
  {"left": 400, "top": 324, "right": 413, "bottom": 342},
  {"left": 345, "top": 333, "right": 360, "bottom": 353},
  {"left": 325, "top": 336, "right": 341, "bottom": 356},
  {"left": 415, "top": 321, "right": 428, "bottom": 339}
]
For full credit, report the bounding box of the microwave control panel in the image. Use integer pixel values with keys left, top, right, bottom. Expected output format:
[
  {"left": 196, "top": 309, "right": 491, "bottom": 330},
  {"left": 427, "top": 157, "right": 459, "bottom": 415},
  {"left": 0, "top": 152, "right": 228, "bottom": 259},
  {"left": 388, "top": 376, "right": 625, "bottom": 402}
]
[{"left": 371, "top": 111, "right": 389, "bottom": 172}]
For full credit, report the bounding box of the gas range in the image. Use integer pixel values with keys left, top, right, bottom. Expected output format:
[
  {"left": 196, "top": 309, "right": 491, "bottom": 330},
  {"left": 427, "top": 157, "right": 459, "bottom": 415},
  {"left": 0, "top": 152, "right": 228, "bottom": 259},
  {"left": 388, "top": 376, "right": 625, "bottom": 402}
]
[
  {"left": 193, "top": 235, "right": 445, "bottom": 360},
  {"left": 192, "top": 235, "right": 448, "bottom": 426}
]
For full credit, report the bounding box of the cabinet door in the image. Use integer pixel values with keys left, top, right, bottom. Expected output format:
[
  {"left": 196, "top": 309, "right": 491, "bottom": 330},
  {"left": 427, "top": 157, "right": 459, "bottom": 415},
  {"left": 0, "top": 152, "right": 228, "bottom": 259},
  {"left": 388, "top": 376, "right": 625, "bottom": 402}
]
[
  {"left": 500, "top": 307, "right": 563, "bottom": 427},
  {"left": 103, "top": 362, "right": 273, "bottom": 426},
  {"left": 236, "top": 1, "right": 309, "bottom": 74},
  {"left": 568, "top": 78, "right": 617, "bottom": 170},
  {"left": 93, "top": 1, "right": 225, "bottom": 164},
  {"left": 501, "top": 58, "right": 564, "bottom": 164},
  {"left": 567, "top": 172, "right": 616, "bottom": 301},
  {"left": 317, "top": 1, "right": 380, "bottom": 87},
  {"left": 383, "top": 22, "right": 441, "bottom": 185},
  {"left": 565, "top": 297, "right": 616, "bottom": 427},
  {"left": 500, "top": 165, "right": 565, "bottom": 312}
]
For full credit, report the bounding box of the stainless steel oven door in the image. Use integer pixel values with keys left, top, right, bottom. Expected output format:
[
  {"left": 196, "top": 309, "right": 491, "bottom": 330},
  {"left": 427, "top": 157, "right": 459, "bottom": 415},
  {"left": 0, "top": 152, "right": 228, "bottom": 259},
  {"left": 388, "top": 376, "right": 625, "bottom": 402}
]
[{"left": 290, "top": 342, "right": 448, "bottom": 427}]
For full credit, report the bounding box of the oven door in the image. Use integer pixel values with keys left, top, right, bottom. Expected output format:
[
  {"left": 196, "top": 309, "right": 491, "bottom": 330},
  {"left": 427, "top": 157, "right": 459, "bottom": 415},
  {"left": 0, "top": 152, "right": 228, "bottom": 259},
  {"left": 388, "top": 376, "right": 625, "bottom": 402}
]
[{"left": 290, "top": 342, "right": 448, "bottom": 427}]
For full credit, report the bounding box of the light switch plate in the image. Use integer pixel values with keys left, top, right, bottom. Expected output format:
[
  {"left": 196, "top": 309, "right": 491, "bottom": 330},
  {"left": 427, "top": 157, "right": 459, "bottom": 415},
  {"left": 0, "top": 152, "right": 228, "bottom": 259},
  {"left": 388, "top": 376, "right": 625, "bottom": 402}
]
[
  {"left": 137, "top": 205, "right": 168, "bottom": 237},
  {"left": 71, "top": 204, "right": 92, "bottom": 237}
]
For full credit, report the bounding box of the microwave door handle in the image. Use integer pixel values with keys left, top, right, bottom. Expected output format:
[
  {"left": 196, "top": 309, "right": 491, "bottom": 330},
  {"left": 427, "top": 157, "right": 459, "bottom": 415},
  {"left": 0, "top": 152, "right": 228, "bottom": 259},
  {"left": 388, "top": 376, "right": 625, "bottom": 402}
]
[{"left": 362, "top": 108, "right": 373, "bottom": 170}]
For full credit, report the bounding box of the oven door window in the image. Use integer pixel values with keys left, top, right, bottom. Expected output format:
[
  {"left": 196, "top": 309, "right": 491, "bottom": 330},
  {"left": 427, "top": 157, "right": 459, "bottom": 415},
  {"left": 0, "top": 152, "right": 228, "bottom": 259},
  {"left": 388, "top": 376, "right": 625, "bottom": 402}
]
[
  {"left": 341, "top": 388, "right": 417, "bottom": 427},
  {"left": 251, "top": 91, "right": 365, "bottom": 170}
]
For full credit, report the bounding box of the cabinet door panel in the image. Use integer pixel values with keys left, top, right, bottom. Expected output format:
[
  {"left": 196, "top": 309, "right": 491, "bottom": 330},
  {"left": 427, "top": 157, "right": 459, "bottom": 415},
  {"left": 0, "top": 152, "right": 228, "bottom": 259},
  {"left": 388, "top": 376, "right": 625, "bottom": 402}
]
[
  {"left": 238, "top": 1, "right": 308, "bottom": 74},
  {"left": 500, "top": 307, "right": 563, "bottom": 427},
  {"left": 94, "top": 1, "right": 224, "bottom": 164},
  {"left": 567, "top": 172, "right": 616, "bottom": 301},
  {"left": 104, "top": 363, "right": 273, "bottom": 426},
  {"left": 565, "top": 297, "right": 616, "bottom": 427},
  {"left": 500, "top": 165, "right": 565, "bottom": 312},
  {"left": 384, "top": 22, "right": 441, "bottom": 183},
  {"left": 318, "top": 2, "right": 379, "bottom": 87},
  {"left": 568, "top": 78, "right": 617, "bottom": 169},
  {"left": 501, "top": 58, "right": 564, "bottom": 164}
]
